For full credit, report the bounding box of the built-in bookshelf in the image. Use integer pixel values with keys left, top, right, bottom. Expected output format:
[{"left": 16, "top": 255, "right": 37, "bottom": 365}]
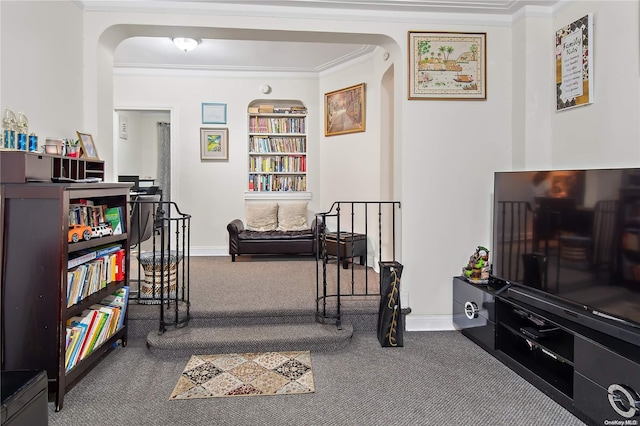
[
  {"left": 1, "top": 182, "right": 131, "bottom": 411},
  {"left": 246, "top": 101, "right": 310, "bottom": 199}
]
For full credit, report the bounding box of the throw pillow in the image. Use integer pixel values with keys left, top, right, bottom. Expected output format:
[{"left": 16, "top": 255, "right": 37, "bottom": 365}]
[
  {"left": 245, "top": 203, "right": 278, "bottom": 231},
  {"left": 277, "top": 202, "right": 309, "bottom": 231}
]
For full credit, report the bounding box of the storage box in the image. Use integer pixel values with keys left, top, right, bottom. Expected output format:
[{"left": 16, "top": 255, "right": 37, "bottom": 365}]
[
  {"left": 0, "top": 151, "right": 52, "bottom": 183},
  {"left": 1, "top": 370, "right": 48, "bottom": 426}
]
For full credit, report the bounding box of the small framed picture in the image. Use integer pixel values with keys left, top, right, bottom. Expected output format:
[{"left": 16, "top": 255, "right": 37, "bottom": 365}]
[
  {"left": 76, "top": 131, "right": 100, "bottom": 160},
  {"left": 202, "top": 103, "right": 227, "bottom": 124},
  {"left": 324, "top": 83, "right": 366, "bottom": 137},
  {"left": 200, "top": 127, "right": 228, "bottom": 161}
]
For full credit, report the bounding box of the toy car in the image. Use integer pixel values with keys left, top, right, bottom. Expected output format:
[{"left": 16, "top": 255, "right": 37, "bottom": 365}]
[
  {"left": 91, "top": 223, "right": 113, "bottom": 238},
  {"left": 68, "top": 224, "right": 92, "bottom": 243}
]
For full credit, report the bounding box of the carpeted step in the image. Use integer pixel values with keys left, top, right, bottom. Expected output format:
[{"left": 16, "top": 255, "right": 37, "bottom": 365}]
[{"left": 145, "top": 322, "right": 354, "bottom": 357}]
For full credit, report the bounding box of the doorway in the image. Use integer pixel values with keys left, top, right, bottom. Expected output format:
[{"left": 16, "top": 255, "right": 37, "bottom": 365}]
[{"left": 113, "top": 108, "right": 172, "bottom": 200}]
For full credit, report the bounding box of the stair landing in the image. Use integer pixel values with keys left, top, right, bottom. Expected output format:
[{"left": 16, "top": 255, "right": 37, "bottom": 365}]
[{"left": 146, "top": 322, "right": 354, "bottom": 356}]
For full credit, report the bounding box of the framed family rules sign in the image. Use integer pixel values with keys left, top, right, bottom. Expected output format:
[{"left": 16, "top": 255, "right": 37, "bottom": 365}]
[{"left": 556, "top": 13, "right": 593, "bottom": 111}]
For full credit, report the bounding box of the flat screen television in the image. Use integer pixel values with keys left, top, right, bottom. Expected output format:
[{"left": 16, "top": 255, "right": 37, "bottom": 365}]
[{"left": 491, "top": 168, "right": 640, "bottom": 345}]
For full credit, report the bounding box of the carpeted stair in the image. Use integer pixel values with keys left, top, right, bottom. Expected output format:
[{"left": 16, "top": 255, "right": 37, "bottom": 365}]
[
  {"left": 126, "top": 256, "right": 409, "bottom": 356},
  {"left": 146, "top": 322, "right": 355, "bottom": 356},
  {"left": 128, "top": 302, "right": 375, "bottom": 355},
  {"left": 129, "top": 300, "right": 411, "bottom": 356}
]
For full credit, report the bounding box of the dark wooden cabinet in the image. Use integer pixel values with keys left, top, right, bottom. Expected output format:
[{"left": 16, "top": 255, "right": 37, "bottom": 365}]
[
  {"left": 453, "top": 277, "right": 640, "bottom": 425},
  {"left": 452, "top": 276, "right": 496, "bottom": 351},
  {"left": 1, "top": 182, "right": 130, "bottom": 411}
]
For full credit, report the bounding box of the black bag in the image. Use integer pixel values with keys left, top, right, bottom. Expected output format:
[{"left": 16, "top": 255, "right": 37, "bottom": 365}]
[{"left": 377, "top": 261, "right": 404, "bottom": 347}]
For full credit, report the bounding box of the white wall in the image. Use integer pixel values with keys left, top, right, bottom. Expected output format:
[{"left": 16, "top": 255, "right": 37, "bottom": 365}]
[
  {"left": 511, "top": 13, "right": 554, "bottom": 170},
  {"left": 319, "top": 55, "right": 383, "bottom": 208},
  {"left": 113, "top": 70, "right": 321, "bottom": 253},
  {"left": 4, "top": 1, "right": 640, "bottom": 330},
  {"left": 551, "top": 1, "right": 640, "bottom": 168},
  {"left": 84, "top": 6, "right": 516, "bottom": 330},
  {"left": 0, "top": 0, "right": 83, "bottom": 143}
]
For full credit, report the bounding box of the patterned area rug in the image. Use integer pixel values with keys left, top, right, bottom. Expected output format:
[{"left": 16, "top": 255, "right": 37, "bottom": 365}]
[{"left": 169, "top": 351, "right": 315, "bottom": 399}]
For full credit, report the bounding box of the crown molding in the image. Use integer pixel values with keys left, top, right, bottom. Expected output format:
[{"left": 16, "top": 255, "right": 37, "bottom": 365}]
[{"left": 78, "top": 0, "right": 558, "bottom": 25}]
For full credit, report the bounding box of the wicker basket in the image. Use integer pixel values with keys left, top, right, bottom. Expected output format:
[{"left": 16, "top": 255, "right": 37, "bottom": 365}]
[{"left": 138, "top": 251, "right": 182, "bottom": 305}]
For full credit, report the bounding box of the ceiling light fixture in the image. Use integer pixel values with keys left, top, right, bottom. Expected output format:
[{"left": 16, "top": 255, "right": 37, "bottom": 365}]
[{"left": 171, "top": 37, "right": 201, "bottom": 52}]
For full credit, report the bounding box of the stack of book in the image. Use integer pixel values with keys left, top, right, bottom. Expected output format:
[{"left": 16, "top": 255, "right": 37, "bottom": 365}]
[
  {"left": 67, "top": 244, "right": 125, "bottom": 308},
  {"left": 65, "top": 286, "right": 129, "bottom": 372},
  {"left": 69, "top": 199, "right": 125, "bottom": 235}
]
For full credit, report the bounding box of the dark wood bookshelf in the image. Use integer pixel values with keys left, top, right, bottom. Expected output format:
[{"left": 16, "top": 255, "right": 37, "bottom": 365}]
[{"left": 0, "top": 181, "right": 130, "bottom": 411}]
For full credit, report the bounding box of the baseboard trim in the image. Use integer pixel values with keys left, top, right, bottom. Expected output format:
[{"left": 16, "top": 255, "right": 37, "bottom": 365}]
[
  {"left": 190, "top": 247, "right": 228, "bottom": 256},
  {"left": 405, "top": 314, "right": 455, "bottom": 331}
]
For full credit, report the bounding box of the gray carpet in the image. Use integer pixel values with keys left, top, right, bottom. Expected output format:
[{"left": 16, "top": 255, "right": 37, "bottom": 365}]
[
  {"left": 132, "top": 256, "right": 378, "bottom": 354},
  {"left": 128, "top": 255, "right": 379, "bottom": 319},
  {"left": 48, "top": 331, "right": 585, "bottom": 425},
  {"left": 48, "top": 256, "right": 586, "bottom": 425}
]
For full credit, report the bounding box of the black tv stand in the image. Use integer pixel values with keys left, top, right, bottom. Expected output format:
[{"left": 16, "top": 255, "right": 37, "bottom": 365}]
[{"left": 453, "top": 276, "right": 640, "bottom": 425}]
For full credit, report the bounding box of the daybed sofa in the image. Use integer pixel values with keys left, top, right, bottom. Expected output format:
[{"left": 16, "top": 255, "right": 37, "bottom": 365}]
[{"left": 227, "top": 202, "right": 321, "bottom": 261}]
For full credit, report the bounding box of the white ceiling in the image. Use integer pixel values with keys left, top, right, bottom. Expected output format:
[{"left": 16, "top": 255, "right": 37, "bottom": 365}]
[{"left": 109, "top": 0, "right": 561, "bottom": 73}]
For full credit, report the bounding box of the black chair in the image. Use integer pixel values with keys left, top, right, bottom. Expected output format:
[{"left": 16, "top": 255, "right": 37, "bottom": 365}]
[
  {"left": 145, "top": 185, "right": 160, "bottom": 195},
  {"left": 129, "top": 194, "right": 161, "bottom": 248},
  {"left": 118, "top": 175, "right": 140, "bottom": 192}
]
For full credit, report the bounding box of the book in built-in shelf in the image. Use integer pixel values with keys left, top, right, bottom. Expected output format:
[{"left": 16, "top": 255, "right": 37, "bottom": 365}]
[
  {"left": 249, "top": 155, "right": 306, "bottom": 173},
  {"left": 249, "top": 137, "right": 306, "bottom": 153},
  {"left": 248, "top": 174, "right": 306, "bottom": 192},
  {"left": 249, "top": 116, "right": 306, "bottom": 133},
  {"left": 247, "top": 102, "right": 307, "bottom": 194}
]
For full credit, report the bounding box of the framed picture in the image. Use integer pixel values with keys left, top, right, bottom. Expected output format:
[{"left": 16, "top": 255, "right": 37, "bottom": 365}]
[
  {"left": 202, "top": 103, "right": 227, "bottom": 124},
  {"left": 200, "top": 127, "right": 228, "bottom": 160},
  {"left": 76, "top": 131, "right": 100, "bottom": 160},
  {"left": 324, "top": 83, "right": 366, "bottom": 137},
  {"left": 556, "top": 14, "right": 593, "bottom": 111},
  {"left": 408, "top": 31, "right": 486, "bottom": 100}
]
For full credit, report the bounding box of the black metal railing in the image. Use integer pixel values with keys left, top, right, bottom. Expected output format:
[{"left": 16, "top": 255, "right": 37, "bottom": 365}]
[
  {"left": 128, "top": 198, "right": 191, "bottom": 334},
  {"left": 315, "top": 201, "right": 401, "bottom": 328}
]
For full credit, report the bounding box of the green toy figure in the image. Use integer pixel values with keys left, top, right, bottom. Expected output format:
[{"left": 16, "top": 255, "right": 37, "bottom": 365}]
[{"left": 462, "top": 246, "right": 490, "bottom": 283}]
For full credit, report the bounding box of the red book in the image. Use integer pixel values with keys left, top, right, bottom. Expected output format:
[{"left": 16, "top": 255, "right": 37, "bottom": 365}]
[
  {"left": 115, "top": 249, "right": 125, "bottom": 281},
  {"left": 77, "top": 310, "right": 99, "bottom": 361}
]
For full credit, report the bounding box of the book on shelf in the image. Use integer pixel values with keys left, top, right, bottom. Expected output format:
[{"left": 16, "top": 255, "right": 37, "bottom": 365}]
[
  {"left": 67, "top": 309, "right": 99, "bottom": 364},
  {"left": 101, "top": 286, "right": 129, "bottom": 331},
  {"left": 115, "top": 249, "right": 126, "bottom": 281},
  {"left": 93, "top": 243, "right": 123, "bottom": 258},
  {"left": 65, "top": 286, "right": 130, "bottom": 371},
  {"left": 93, "top": 304, "right": 120, "bottom": 338},
  {"left": 69, "top": 203, "right": 108, "bottom": 228},
  {"left": 104, "top": 206, "right": 125, "bottom": 235},
  {"left": 85, "top": 310, "right": 109, "bottom": 354},
  {"left": 67, "top": 248, "right": 122, "bottom": 307},
  {"left": 68, "top": 243, "right": 122, "bottom": 269},
  {"left": 65, "top": 322, "right": 88, "bottom": 371}
]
